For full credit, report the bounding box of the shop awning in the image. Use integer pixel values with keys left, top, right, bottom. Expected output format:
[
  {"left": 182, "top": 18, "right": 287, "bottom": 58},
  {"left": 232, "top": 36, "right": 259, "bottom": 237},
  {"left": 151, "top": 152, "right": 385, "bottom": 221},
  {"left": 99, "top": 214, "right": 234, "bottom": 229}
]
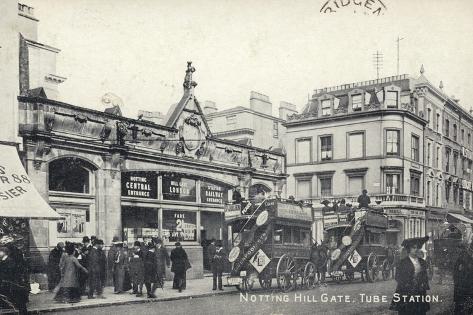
[
  {"left": 448, "top": 213, "right": 473, "bottom": 224},
  {"left": 0, "top": 144, "right": 61, "bottom": 220}
]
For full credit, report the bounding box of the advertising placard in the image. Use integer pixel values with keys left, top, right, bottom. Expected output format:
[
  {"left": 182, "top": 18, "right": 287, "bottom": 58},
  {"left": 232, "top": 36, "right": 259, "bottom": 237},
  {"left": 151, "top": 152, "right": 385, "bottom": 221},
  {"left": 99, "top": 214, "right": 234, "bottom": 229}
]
[{"left": 121, "top": 172, "right": 157, "bottom": 199}]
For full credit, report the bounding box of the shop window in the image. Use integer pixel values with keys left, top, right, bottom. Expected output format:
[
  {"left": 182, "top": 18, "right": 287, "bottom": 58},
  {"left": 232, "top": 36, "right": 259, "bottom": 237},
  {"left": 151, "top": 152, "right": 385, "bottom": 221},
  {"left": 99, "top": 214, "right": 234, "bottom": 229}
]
[
  {"left": 411, "top": 135, "right": 419, "bottom": 162},
  {"left": 453, "top": 124, "right": 457, "bottom": 141},
  {"left": 386, "top": 173, "right": 401, "bottom": 194},
  {"left": 162, "top": 210, "right": 197, "bottom": 242},
  {"left": 386, "top": 130, "right": 400, "bottom": 156},
  {"left": 436, "top": 113, "right": 440, "bottom": 132},
  {"left": 385, "top": 91, "right": 398, "bottom": 108},
  {"left": 462, "top": 129, "right": 465, "bottom": 143},
  {"left": 56, "top": 208, "right": 87, "bottom": 238},
  {"left": 445, "top": 119, "right": 450, "bottom": 137},
  {"left": 426, "top": 181, "right": 431, "bottom": 205},
  {"left": 320, "top": 135, "right": 333, "bottom": 161},
  {"left": 352, "top": 94, "right": 362, "bottom": 111},
  {"left": 321, "top": 99, "right": 331, "bottom": 116},
  {"left": 296, "top": 138, "right": 311, "bottom": 164},
  {"left": 49, "top": 157, "right": 94, "bottom": 194}
]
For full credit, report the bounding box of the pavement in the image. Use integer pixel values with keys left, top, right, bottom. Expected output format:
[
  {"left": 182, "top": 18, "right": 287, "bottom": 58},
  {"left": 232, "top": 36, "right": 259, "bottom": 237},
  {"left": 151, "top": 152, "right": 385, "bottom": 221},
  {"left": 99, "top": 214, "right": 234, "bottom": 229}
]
[{"left": 3, "top": 276, "right": 236, "bottom": 314}]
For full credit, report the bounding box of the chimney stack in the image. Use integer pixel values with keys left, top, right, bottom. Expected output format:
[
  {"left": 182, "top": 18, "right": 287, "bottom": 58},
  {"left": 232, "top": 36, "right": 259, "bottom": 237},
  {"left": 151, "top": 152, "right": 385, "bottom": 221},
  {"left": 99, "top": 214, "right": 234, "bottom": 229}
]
[
  {"left": 279, "top": 101, "right": 298, "bottom": 120},
  {"left": 203, "top": 100, "right": 218, "bottom": 115},
  {"left": 250, "top": 91, "right": 272, "bottom": 116}
]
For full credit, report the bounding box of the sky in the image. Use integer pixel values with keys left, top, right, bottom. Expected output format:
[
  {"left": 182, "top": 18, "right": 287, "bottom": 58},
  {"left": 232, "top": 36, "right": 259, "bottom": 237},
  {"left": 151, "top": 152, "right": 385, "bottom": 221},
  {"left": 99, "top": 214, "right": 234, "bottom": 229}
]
[{"left": 26, "top": 0, "right": 473, "bottom": 119}]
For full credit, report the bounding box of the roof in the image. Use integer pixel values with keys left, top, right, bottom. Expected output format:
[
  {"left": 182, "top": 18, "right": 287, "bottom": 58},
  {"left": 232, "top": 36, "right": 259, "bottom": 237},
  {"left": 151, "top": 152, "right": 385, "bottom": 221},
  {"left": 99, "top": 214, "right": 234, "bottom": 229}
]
[{"left": 26, "top": 87, "right": 47, "bottom": 98}]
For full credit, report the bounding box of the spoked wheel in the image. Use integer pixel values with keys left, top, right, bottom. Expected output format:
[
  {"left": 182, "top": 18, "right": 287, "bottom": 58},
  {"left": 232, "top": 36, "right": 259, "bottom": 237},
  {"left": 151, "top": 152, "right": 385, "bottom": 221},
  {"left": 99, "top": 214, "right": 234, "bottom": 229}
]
[
  {"left": 382, "top": 259, "right": 391, "bottom": 280},
  {"left": 237, "top": 272, "right": 257, "bottom": 292},
  {"left": 258, "top": 269, "right": 273, "bottom": 290},
  {"left": 276, "top": 254, "right": 296, "bottom": 292},
  {"left": 366, "top": 252, "right": 378, "bottom": 283},
  {"left": 303, "top": 262, "right": 317, "bottom": 289}
]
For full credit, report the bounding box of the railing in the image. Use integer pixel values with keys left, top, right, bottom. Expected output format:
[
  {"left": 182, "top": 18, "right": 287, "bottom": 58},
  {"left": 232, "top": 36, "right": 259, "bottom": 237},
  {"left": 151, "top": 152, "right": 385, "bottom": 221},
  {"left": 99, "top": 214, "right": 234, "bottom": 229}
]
[{"left": 309, "top": 193, "right": 425, "bottom": 208}]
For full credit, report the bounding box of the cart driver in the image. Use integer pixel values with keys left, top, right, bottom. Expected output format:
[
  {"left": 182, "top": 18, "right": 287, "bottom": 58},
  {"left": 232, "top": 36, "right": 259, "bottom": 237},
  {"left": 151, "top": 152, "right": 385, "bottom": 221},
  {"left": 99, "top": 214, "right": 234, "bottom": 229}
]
[{"left": 357, "top": 189, "right": 371, "bottom": 208}]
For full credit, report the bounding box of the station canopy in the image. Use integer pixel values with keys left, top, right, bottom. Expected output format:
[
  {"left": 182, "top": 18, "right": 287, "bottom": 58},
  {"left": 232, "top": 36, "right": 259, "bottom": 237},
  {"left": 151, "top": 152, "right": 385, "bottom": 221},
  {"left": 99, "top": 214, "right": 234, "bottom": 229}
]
[{"left": 0, "top": 144, "right": 61, "bottom": 220}]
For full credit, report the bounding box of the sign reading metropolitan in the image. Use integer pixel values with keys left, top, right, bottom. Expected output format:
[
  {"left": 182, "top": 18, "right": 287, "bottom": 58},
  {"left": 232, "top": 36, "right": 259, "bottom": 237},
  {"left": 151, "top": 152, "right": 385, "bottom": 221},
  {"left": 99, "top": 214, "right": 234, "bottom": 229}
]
[{"left": 121, "top": 171, "right": 157, "bottom": 199}]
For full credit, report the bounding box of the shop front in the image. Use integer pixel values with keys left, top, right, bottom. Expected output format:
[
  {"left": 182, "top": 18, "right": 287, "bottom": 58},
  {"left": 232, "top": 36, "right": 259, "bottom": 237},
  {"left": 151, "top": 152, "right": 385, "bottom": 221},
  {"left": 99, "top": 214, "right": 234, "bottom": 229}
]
[
  {"left": 120, "top": 171, "right": 233, "bottom": 278},
  {"left": 384, "top": 208, "right": 425, "bottom": 245}
]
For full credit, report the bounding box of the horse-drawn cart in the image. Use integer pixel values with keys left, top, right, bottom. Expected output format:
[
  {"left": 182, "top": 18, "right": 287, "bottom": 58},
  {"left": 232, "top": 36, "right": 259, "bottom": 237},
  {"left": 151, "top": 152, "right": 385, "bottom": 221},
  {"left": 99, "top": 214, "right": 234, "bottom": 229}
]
[
  {"left": 225, "top": 198, "right": 315, "bottom": 292},
  {"left": 313, "top": 207, "right": 394, "bottom": 283}
]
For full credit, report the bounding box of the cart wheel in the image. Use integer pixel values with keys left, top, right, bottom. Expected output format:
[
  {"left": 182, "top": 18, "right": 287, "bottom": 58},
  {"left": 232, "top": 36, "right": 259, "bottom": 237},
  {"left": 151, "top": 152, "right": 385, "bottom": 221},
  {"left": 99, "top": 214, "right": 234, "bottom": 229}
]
[
  {"left": 366, "top": 252, "right": 378, "bottom": 283},
  {"left": 382, "top": 259, "right": 391, "bottom": 280},
  {"left": 276, "top": 254, "right": 296, "bottom": 292},
  {"left": 258, "top": 269, "right": 272, "bottom": 290},
  {"left": 303, "top": 262, "right": 316, "bottom": 289}
]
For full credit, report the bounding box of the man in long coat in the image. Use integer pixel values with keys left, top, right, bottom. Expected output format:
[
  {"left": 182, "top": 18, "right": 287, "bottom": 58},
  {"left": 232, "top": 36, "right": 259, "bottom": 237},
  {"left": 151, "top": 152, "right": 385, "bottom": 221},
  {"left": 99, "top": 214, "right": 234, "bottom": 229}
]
[
  {"left": 154, "top": 239, "right": 170, "bottom": 289},
  {"left": 171, "top": 242, "right": 189, "bottom": 293},
  {"left": 48, "top": 242, "right": 64, "bottom": 291},
  {"left": 453, "top": 242, "right": 473, "bottom": 314},
  {"left": 0, "top": 245, "right": 28, "bottom": 315},
  {"left": 390, "top": 236, "right": 430, "bottom": 315},
  {"left": 143, "top": 242, "right": 158, "bottom": 298},
  {"left": 212, "top": 241, "right": 226, "bottom": 291},
  {"left": 107, "top": 237, "right": 120, "bottom": 287},
  {"left": 112, "top": 242, "right": 127, "bottom": 293},
  {"left": 87, "top": 239, "right": 106, "bottom": 299}
]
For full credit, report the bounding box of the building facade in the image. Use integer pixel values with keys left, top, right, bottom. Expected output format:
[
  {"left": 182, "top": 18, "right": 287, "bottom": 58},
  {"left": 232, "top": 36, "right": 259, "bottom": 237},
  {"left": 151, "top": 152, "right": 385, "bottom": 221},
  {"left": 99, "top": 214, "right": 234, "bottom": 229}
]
[
  {"left": 284, "top": 74, "right": 428, "bottom": 245},
  {"left": 204, "top": 91, "right": 297, "bottom": 150},
  {"left": 417, "top": 69, "right": 473, "bottom": 241},
  {"left": 18, "top": 63, "right": 287, "bottom": 281}
]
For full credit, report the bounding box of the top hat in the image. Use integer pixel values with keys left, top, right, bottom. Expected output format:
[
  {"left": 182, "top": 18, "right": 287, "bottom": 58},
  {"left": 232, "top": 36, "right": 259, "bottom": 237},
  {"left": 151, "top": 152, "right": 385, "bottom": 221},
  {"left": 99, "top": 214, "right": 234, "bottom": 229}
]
[
  {"left": 216, "top": 240, "right": 223, "bottom": 247},
  {"left": 82, "top": 236, "right": 90, "bottom": 243},
  {"left": 134, "top": 241, "right": 142, "bottom": 247},
  {"left": 112, "top": 236, "right": 122, "bottom": 244},
  {"left": 401, "top": 236, "right": 429, "bottom": 249},
  {"left": 175, "top": 242, "right": 181, "bottom": 247},
  {"left": 321, "top": 200, "right": 330, "bottom": 206}
]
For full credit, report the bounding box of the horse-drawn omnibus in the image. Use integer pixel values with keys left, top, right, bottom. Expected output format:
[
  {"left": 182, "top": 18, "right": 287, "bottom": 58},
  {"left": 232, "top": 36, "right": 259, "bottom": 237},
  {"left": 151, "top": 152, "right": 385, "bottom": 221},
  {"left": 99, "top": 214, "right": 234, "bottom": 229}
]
[{"left": 225, "top": 198, "right": 316, "bottom": 292}]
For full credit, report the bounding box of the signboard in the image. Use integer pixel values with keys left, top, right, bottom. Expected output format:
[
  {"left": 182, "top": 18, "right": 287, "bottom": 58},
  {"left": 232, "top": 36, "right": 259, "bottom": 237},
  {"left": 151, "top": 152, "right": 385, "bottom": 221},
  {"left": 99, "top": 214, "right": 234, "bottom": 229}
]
[
  {"left": 121, "top": 172, "right": 157, "bottom": 199},
  {"left": 162, "top": 174, "right": 196, "bottom": 202},
  {"left": 56, "top": 208, "right": 87, "bottom": 238},
  {"left": 323, "top": 213, "right": 350, "bottom": 227},
  {"left": 365, "top": 211, "right": 388, "bottom": 228},
  {"left": 201, "top": 181, "right": 228, "bottom": 204},
  {"left": 250, "top": 249, "right": 271, "bottom": 273},
  {"left": 162, "top": 210, "right": 197, "bottom": 242},
  {"left": 348, "top": 249, "right": 361, "bottom": 268},
  {"left": 384, "top": 208, "right": 425, "bottom": 218},
  {"left": 276, "top": 202, "right": 312, "bottom": 222}
]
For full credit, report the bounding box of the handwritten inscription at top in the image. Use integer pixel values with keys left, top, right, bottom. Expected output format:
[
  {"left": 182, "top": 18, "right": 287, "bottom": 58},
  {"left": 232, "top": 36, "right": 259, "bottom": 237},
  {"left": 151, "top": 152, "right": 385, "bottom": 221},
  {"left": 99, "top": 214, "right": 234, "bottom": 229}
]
[{"left": 320, "top": 0, "right": 387, "bottom": 15}]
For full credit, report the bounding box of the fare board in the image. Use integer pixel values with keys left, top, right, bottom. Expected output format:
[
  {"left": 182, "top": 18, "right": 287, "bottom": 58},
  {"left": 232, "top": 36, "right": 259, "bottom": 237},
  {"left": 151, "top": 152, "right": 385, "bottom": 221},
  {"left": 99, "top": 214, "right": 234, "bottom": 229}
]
[
  {"left": 162, "top": 210, "right": 197, "bottom": 242},
  {"left": 121, "top": 172, "right": 157, "bottom": 199}
]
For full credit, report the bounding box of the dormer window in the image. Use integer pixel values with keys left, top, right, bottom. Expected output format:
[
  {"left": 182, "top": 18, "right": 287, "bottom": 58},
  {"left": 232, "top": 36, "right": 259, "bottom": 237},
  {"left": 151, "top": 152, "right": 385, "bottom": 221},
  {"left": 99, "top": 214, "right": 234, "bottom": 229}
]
[
  {"left": 385, "top": 91, "right": 398, "bottom": 108},
  {"left": 321, "top": 99, "right": 331, "bottom": 116},
  {"left": 352, "top": 94, "right": 362, "bottom": 111}
]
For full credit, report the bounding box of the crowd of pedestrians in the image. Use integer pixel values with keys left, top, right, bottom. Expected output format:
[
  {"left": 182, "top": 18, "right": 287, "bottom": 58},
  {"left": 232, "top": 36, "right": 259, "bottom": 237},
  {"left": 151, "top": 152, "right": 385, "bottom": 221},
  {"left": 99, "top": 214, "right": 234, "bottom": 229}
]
[{"left": 47, "top": 236, "right": 190, "bottom": 303}]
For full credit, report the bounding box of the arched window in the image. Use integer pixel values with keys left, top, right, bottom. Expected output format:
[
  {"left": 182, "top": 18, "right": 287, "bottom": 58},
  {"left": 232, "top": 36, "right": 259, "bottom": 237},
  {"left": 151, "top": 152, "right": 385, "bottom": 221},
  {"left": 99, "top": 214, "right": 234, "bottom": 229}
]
[
  {"left": 49, "top": 157, "right": 95, "bottom": 194},
  {"left": 249, "top": 183, "right": 271, "bottom": 202}
]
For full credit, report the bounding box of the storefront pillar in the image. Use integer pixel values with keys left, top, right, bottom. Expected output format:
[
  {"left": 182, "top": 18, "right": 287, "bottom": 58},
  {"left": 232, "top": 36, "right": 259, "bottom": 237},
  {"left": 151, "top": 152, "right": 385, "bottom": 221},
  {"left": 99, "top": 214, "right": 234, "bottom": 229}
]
[
  {"left": 196, "top": 210, "right": 201, "bottom": 243},
  {"left": 100, "top": 153, "right": 122, "bottom": 245},
  {"left": 158, "top": 207, "right": 163, "bottom": 240}
]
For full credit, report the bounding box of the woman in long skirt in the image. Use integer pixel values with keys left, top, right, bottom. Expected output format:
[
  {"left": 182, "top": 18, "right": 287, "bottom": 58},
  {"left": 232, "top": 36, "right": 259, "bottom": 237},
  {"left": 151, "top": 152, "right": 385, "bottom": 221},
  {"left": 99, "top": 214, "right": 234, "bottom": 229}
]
[{"left": 55, "top": 243, "right": 88, "bottom": 303}]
